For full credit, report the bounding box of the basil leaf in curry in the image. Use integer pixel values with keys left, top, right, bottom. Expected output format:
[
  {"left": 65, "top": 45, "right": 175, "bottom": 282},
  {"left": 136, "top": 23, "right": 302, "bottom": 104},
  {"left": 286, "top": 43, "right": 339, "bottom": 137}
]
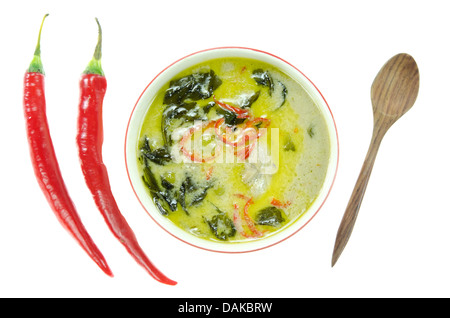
[
  {"left": 252, "top": 69, "right": 274, "bottom": 96},
  {"left": 161, "top": 102, "right": 207, "bottom": 146},
  {"left": 163, "top": 70, "right": 222, "bottom": 105},
  {"left": 255, "top": 206, "right": 286, "bottom": 227},
  {"left": 204, "top": 212, "right": 236, "bottom": 241},
  {"left": 140, "top": 137, "right": 172, "bottom": 165}
]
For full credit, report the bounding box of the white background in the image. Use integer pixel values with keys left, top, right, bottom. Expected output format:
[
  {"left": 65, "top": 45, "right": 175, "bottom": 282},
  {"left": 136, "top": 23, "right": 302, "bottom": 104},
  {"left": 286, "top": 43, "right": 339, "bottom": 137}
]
[{"left": 1, "top": 0, "right": 449, "bottom": 298}]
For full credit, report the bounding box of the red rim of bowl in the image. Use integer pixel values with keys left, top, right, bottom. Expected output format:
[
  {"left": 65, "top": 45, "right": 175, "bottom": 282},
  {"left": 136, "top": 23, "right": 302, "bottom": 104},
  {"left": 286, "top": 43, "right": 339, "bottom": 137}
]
[{"left": 124, "top": 46, "right": 339, "bottom": 253}]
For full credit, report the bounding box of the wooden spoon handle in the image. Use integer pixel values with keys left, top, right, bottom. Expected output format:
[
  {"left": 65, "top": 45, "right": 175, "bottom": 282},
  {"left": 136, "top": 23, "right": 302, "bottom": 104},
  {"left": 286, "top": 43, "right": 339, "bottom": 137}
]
[{"left": 331, "top": 130, "right": 385, "bottom": 266}]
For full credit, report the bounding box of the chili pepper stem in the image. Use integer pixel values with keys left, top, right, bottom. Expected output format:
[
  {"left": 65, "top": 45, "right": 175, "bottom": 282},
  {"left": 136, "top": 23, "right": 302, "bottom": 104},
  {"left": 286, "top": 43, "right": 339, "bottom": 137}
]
[
  {"left": 28, "top": 13, "right": 49, "bottom": 74},
  {"left": 84, "top": 18, "right": 104, "bottom": 76}
]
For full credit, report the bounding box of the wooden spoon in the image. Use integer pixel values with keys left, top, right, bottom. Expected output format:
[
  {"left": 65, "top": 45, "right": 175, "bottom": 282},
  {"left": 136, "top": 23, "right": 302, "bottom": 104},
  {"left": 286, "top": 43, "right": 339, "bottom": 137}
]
[{"left": 331, "top": 53, "right": 419, "bottom": 267}]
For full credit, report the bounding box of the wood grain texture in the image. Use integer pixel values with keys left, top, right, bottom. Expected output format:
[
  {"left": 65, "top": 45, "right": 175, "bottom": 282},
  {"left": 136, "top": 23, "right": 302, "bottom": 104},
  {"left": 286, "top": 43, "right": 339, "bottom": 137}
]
[{"left": 332, "top": 53, "right": 419, "bottom": 267}]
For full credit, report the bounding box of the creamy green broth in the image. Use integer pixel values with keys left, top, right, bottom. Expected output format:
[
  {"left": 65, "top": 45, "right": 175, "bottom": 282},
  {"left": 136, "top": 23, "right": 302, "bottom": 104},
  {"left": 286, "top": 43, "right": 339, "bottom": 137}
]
[{"left": 137, "top": 57, "right": 330, "bottom": 243}]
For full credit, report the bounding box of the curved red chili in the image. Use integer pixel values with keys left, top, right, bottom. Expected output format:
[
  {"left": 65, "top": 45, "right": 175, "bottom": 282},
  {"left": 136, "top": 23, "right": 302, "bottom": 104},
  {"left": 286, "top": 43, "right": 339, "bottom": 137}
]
[
  {"left": 213, "top": 96, "right": 250, "bottom": 118},
  {"left": 180, "top": 120, "right": 219, "bottom": 163},
  {"left": 77, "top": 18, "right": 176, "bottom": 285},
  {"left": 23, "top": 14, "right": 113, "bottom": 277},
  {"left": 214, "top": 117, "right": 258, "bottom": 147},
  {"left": 242, "top": 197, "right": 263, "bottom": 237},
  {"left": 232, "top": 194, "right": 262, "bottom": 238},
  {"left": 214, "top": 116, "right": 270, "bottom": 160}
]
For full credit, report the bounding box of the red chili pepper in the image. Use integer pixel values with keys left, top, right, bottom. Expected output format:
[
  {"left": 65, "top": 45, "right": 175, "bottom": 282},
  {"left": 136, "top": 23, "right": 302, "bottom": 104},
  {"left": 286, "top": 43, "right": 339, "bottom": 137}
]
[
  {"left": 205, "top": 166, "right": 214, "bottom": 180},
  {"left": 180, "top": 120, "right": 220, "bottom": 163},
  {"left": 23, "top": 14, "right": 113, "bottom": 277},
  {"left": 214, "top": 116, "right": 270, "bottom": 161},
  {"left": 233, "top": 194, "right": 263, "bottom": 237},
  {"left": 77, "top": 18, "right": 176, "bottom": 285},
  {"left": 234, "top": 193, "right": 251, "bottom": 201},
  {"left": 242, "top": 197, "right": 263, "bottom": 237},
  {"left": 233, "top": 204, "right": 252, "bottom": 238},
  {"left": 213, "top": 96, "right": 250, "bottom": 118},
  {"left": 236, "top": 117, "right": 270, "bottom": 160},
  {"left": 232, "top": 141, "right": 253, "bottom": 161},
  {"left": 214, "top": 118, "right": 257, "bottom": 147},
  {"left": 271, "top": 198, "right": 292, "bottom": 208}
]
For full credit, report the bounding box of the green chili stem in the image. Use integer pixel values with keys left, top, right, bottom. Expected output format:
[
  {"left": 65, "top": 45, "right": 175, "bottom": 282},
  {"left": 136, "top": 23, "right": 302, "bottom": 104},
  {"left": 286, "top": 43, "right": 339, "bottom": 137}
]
[
  {"left": 28, "top": 14, "right": 49, "bottom": 74},
  {"left": 84, "top": 18, "right": 104, "bottom": 76}
]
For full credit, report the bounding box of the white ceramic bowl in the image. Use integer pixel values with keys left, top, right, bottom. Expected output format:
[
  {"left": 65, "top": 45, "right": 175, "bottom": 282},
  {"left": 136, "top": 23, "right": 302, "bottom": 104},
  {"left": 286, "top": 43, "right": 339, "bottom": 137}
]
[{"left": 125, "top": 47, "right": 339, "bottom": 253}]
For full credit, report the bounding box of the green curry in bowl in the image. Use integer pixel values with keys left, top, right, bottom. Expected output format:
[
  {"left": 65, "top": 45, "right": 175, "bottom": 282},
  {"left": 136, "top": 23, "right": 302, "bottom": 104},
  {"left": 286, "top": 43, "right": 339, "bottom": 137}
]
[{"left": 135, "top": 56, "right": 331, "bottom": 244}]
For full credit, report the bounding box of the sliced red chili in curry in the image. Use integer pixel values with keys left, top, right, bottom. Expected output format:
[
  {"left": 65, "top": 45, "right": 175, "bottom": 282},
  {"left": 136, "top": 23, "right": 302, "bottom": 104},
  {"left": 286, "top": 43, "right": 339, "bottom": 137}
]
[{"left": 213, "top": 95, "right": 250, "bottom": 118}]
